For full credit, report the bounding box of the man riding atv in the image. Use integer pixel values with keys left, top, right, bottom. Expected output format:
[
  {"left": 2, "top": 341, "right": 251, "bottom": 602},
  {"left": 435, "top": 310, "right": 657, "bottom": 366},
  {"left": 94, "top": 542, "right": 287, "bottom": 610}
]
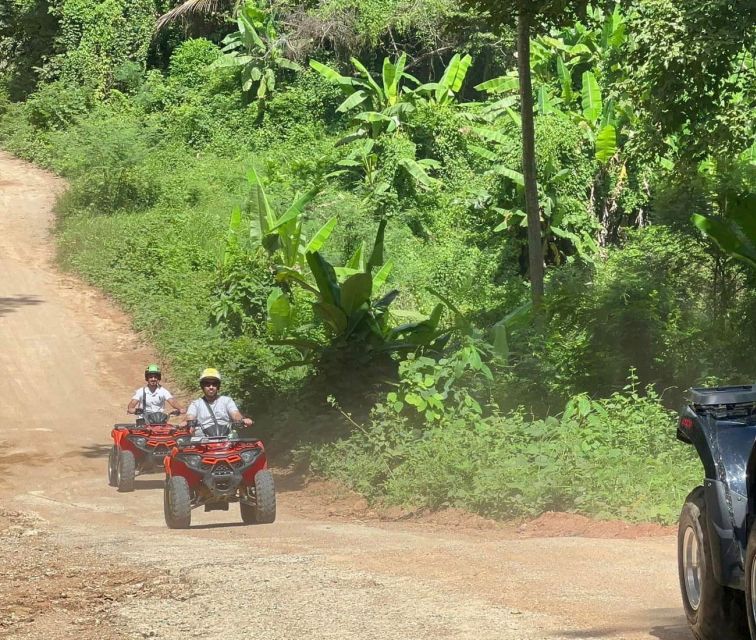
[
  {"left": 127, "top": 364, "right": 183, "bottom": 423},
  {"left": 180, "top": 368, "right": 253, "bottom": 437}
]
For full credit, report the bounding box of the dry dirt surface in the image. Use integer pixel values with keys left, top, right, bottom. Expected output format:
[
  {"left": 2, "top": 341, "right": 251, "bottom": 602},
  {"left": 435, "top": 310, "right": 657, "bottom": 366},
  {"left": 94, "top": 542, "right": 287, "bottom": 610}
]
[{"left": 0, "top": 151, "right": 693, "bottom": 639}]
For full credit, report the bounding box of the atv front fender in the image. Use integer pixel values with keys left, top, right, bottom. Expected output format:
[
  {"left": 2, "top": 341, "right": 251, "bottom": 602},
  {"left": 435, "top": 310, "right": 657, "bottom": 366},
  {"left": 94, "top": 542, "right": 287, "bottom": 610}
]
[{"left": 685, "top": 408, "right": 756, "bottom": 589}]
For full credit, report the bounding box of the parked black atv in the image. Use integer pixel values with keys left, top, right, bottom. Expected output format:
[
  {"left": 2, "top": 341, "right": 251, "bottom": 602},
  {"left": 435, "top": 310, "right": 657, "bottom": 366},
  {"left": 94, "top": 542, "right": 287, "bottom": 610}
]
[{"left": 677, "top": 384, "right": 756, "bottom": 639}]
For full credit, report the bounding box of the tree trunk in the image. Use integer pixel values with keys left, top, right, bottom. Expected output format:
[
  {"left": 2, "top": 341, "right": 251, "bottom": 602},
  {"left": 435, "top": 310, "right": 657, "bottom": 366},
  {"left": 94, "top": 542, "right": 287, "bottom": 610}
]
[{"left": 517, "top": 6, "right": 545, "bottom": 307}]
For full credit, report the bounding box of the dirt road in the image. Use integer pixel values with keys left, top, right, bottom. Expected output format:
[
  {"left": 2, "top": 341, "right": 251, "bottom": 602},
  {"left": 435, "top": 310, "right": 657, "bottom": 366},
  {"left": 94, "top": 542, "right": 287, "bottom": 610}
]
[{"left": 0, "top": 151, "right": 692, "bottom": 639}]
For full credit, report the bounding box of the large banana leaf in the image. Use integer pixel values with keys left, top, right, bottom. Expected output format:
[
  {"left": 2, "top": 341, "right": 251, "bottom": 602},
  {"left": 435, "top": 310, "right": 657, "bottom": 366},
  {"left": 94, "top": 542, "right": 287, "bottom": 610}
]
[
  {"left": 438, "top": 53, "right": 473, "bottom": 98},
  {"left": 382, "top": 53, "right": 407, "bottom": 105},
  {"left": 305, "top": 216, "right": 338, "bottom": 253},
  {"left": 266, "top": 287, "right": 292, "bottom": 335},
  {"left": 581, "top": 71, "right": 602, "bottom": 122},
  {"left": 556, "top": 55, "right": 573, "bottom": 101},
  {"left": 691, "top": 213, "right": 756, "bottom": 267},
  {"left": 306, "top": 251, "right": 341, "bottom": 306},
  {"left": 475, "top": 75, "right": 519, "bottom": 94},
  {"left": 269, "top": 185, "right": 320, "bottom": 232},
  {"left": 398, "top": 158, "right": 439, "bottom": 188},
  {"left": 313, "top": 302, "right": 348, "bottom": 335},
  {"left": 350, "top": 57, "right": 384, "bottom": 104},
  {"left": 595, "top": 124, "right": 617, "bottom": 163},
  {"left": 337, "top": 90, "right": 368, "bottom": 113},
  {"left": 366, "top": 219, "right": 387, "bottom": 272},
  {"left": 372, "top": 259, "right": 393, "bottom": 290},
  {"left": 340, "top": 272, "right": 373, "bottom": 316},
  {"left": 247, "top": 168, "right": 276, "bottom": 237},
  {"left": 309, "top": 59, "right": 354, "bottom": 87},
  {"left": 346, "top": 241, "right": 365, "bottom": 271}
]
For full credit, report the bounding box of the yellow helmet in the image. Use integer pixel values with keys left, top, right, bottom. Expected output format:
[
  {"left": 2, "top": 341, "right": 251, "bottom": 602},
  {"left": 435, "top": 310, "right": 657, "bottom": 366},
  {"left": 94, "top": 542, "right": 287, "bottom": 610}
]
[{"left": 199, "top": 367, "right": 222, "bottom": 384}]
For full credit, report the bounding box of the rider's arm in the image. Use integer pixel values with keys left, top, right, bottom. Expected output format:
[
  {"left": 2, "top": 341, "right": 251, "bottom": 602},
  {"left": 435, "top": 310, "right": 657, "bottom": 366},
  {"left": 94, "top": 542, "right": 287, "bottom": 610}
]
[
  {"left": 228, "top": 404, "right": 253, "bottom": 427},
  {"left": 126, "top": 399, "right": 139, "bottom": 415},
  {"left": 167, "top": 397, "right": 184, "bottom": 414}
]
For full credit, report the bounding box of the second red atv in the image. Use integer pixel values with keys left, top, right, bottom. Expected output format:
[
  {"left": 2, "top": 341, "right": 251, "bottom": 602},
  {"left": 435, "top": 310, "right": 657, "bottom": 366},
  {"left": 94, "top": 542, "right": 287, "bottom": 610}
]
[
  {"left": 162, "top": 421, "right": 275, "bottom": 528},
  {"left": 108, "top": 411, "right": 190, "bottom": 492}
]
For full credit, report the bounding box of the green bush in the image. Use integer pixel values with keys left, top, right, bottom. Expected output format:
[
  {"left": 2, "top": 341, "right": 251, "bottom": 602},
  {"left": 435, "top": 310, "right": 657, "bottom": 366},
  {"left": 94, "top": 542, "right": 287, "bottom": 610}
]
[{"left": 308, "top": 379, "right": 700, "bottom": 523}]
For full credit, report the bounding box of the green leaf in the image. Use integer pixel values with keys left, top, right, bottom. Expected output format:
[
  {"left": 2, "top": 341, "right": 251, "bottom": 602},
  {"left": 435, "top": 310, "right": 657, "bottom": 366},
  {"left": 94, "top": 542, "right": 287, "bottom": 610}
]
[
  {"left": 309, "top": 59, "right": 354, "bottom": 88},
  {"left": 438, "top": 53, "right": 473, "bottom": 100},
  {"left": 313, "top": 302, "right": 348, "bottom": 335},
  {"left": 491, "top": 166, "right": 525, "bottom": 186},
  {"left": 372, "top": 259, "right": 393, "bottom": 290},
  {"left": 306, "top": 251, "right": 341, "bottom": 306},
  {"left": 475, "top": 75, "right": 519, "bottom": 94},
  {"left": 247, "top": 168, "right": 276, "bottom": 237},
  {"left": 693, "top": 210, "right": 756, "bottom": 268},
  {"left": 337, "top": 90, "right": 368, "bottom": 113},
  {"left": 305, "top": 216, "right": 337, "bottom": 253},
  {"left": 266, "top": 288, "right": 292, "bottom": 335},
  {"left": 595, "top": 124, "right": 617, "bottom": 163},
  {"left": 581, "top": 71, "right": 602, "bottom": 122},
  {"left": 469, "top": 144, "right": 499, "bottom": 162},
  {"left": 346, "top": 242, "right": 365, "bottom": 271},
  {"left": 556, "top": 55, "right": 573, "bottom": 101},
  {"left": 398, "top": 158, "right": 439, "bottom": 188},
  {"left": 382, "top": 53, "right": 406, "bottom": 104},
  {"left": 351, "top": 57, "right": 384, "bottom": 104},
  {"left": 367, "top": 219, "right": 387, "bottom": 272},
  {"left": 340, "top": 272, "right": 373, "bottom": 315},
  {"left": 269, "top": 184, "right": 320, "bottom": 232}
]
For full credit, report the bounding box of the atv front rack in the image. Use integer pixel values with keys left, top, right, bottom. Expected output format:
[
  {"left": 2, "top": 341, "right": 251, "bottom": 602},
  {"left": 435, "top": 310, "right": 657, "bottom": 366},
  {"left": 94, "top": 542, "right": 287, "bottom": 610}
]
[{"left": 688, "top": 385, "right": 756, "bottom": 420}]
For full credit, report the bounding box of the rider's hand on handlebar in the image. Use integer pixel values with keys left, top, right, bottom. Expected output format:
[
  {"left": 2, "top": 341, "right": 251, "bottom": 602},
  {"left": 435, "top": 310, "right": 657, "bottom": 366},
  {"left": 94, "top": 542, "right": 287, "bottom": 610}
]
[{"left": 242, "top": 417, "right": 254, "bottom": 427}]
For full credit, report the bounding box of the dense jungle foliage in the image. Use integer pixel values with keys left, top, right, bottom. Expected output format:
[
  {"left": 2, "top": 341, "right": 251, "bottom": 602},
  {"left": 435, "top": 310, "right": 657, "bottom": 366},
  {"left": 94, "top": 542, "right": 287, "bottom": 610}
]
[{"left": 1, "top": 0, "right": 754, "bottom": 522}]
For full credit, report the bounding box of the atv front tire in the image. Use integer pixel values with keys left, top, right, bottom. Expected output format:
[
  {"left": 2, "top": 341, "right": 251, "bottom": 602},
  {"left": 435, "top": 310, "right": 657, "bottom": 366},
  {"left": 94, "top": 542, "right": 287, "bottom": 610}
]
[
  {"left": 116, "top": 450, "right": 136, "bottom": 493},
  {"left": 164, "top": 476, "right": 191, "bottom": 529},
  {"left": 742, "top": 526, "right": 756, "bottom": 637},
  {"left": 678, "top": 486, "right": 748, "bottom": 640},
  {"left": 107, "top": 446, "right": 118, "bottom": 487},
  {"left": 241, "top": 470, "right": 276, "bottom": 524}
]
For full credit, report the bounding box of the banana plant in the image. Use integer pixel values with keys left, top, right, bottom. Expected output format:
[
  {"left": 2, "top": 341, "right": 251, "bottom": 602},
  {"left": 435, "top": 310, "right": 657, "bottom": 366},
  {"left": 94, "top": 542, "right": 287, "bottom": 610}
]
[
  {"left": 310, "top": 53, "right": 416, "bottom": 140},
  {"left": 691, "top": 152, "right": 756, "bottom": 268},
  {"left": 271, "top": 220, "right": 446, "bottom": 357},
  {"left": 469, "top": 138, "right": 597, "bottom": 263},
  {"left": 210, "top": 0, "right": 301, "bottom": 99},
  {"left": 329, "top": 138, "right": 441, "bottom": 203},
  {"left": 247, "top": 168, "right": 336, "bottom": 269},
  {"left": 410, "top": 53, "right": 473, "bottom": 105}
]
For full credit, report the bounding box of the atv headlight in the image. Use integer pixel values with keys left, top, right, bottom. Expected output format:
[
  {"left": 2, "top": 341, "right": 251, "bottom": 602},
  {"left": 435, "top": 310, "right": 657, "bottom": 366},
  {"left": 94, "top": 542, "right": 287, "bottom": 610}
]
[
  {"left": 180, "top": 454, "right": 202, "bottom": 468},
  {"left": 175, "top": 436, "right": 191, "bottom": 448},
  {"left": 240, "top": 450, "right": 258, "bottom": 464},
  {"left": 131, "top": 436, "right": 147, "bottom": 447}
]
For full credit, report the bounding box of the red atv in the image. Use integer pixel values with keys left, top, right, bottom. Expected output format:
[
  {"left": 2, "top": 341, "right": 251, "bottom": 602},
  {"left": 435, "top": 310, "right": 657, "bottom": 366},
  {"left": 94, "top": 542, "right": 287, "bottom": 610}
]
[
  {"left": 162, "top": 421, "right": 275, "bottom": 528},
  {"left": 108, "top": 411, "right": 190, "bottom": 492}
]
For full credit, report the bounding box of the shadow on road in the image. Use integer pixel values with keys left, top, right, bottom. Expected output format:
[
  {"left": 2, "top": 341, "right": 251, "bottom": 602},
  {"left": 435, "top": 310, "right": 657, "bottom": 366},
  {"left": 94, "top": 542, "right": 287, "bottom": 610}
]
[
  {"left": 0, "top": 295, "right": 43, "bottom": 316},
  {"left": 133, "top": 479, "right": 165, "bottom": 491},
  {"left": 188, "top": 521, "right": 249, "bottom": 530},
  {"left": 553, "top": 609, "right": 691, "bottom": 640},
  {"left": 79, "top": 444, "right": 112, "bottom": 458}
]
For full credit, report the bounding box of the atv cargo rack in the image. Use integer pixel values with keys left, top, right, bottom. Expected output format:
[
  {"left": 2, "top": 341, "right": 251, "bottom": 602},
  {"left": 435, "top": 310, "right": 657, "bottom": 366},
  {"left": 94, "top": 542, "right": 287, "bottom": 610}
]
[{"left": 688, "top": 384, "right": 756, "bottom": 420}]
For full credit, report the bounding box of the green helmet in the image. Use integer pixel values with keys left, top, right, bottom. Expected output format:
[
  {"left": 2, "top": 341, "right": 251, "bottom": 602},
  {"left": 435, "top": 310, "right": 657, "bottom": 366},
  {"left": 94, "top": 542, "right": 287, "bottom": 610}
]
[{"left": 144, "top": 364, "right": 162, "bottom": 379}]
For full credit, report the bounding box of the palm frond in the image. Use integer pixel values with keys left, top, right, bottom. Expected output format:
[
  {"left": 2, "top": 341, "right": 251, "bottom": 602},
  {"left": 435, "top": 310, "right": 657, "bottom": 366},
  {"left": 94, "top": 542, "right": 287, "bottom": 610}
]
[{"left": 156, "top": 0, "right": 231, "bottom": 31}]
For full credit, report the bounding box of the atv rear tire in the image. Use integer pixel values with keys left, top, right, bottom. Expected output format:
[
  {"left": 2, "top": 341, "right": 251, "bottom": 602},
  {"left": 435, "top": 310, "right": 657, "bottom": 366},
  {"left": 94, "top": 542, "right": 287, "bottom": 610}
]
[
  {"left": 116, "top": 450, "right": 136, "bottom": 493},
  {"left": 241, "top": 470, "right": 276, "bottom": 524},
  {"left": 678, "top": 486, "right": 748, "bottom": 640},
  {"left": 164, "top": 476, "right": 191, "bottom": 529},
  {"left": 107, "top": 446, "right": 118, "bottom": 487}
]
